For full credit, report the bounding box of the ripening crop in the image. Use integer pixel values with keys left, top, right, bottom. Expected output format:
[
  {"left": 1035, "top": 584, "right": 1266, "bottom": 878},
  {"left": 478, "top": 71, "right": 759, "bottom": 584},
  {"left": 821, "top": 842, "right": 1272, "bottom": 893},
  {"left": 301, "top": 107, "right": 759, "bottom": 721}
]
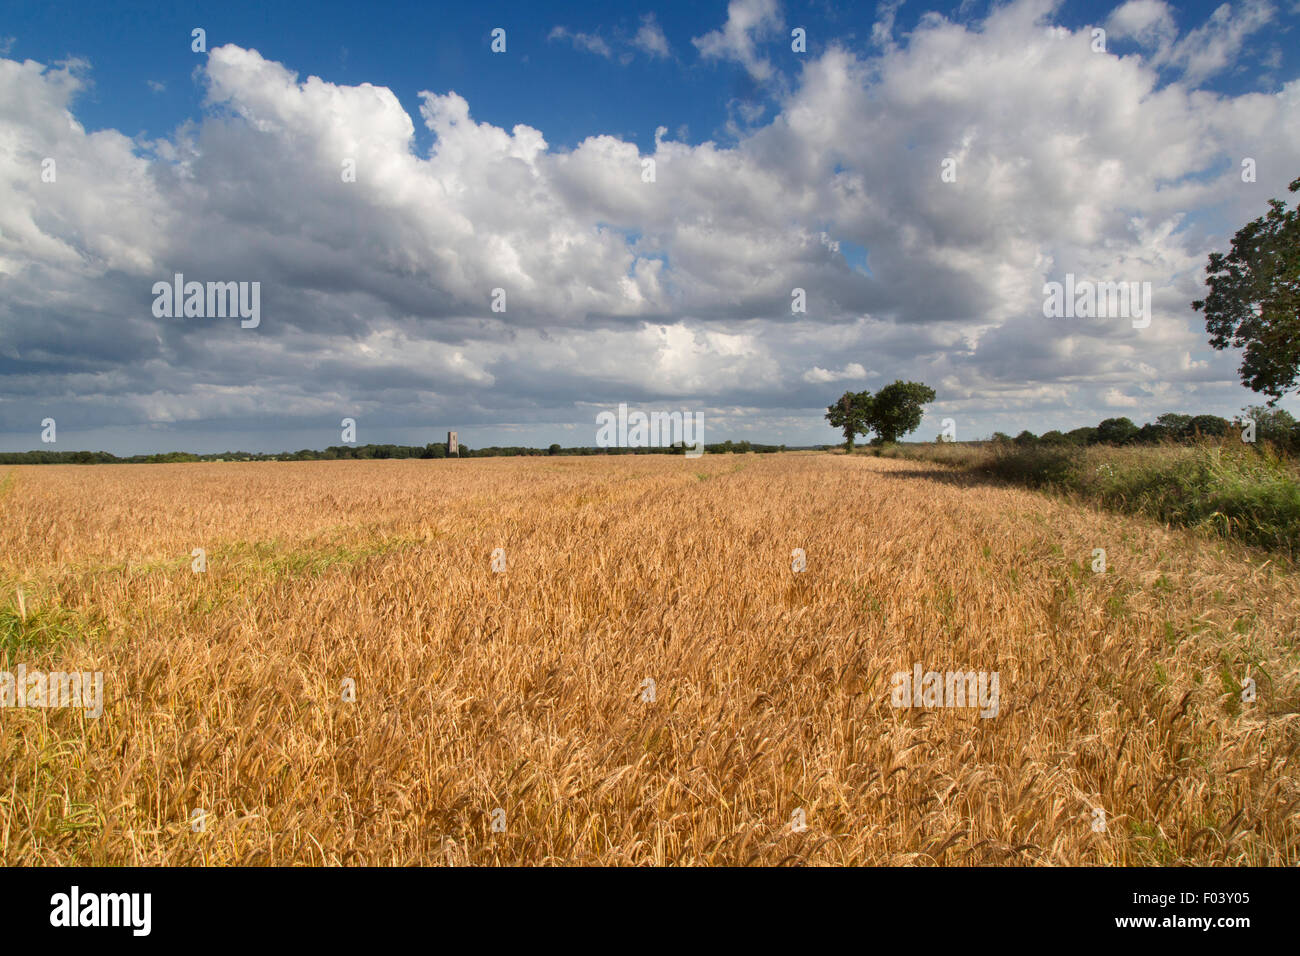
[{"left": 1, "top": 454, "right": 1296, "bottom": 865}]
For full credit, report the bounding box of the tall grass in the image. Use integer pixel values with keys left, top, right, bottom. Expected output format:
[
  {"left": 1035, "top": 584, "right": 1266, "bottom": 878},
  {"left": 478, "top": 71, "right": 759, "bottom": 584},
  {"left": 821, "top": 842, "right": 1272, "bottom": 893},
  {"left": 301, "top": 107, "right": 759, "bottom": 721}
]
[{"left": 873, "top": 440, "right": 1300, "bottom": 556}]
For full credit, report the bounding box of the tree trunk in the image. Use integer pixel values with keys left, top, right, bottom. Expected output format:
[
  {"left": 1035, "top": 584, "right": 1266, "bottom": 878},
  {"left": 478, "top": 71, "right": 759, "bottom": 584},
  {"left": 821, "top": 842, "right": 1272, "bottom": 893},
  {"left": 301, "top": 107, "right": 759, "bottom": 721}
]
[{"left": 842, "top": 395, "right": 854, "bottom": 452}]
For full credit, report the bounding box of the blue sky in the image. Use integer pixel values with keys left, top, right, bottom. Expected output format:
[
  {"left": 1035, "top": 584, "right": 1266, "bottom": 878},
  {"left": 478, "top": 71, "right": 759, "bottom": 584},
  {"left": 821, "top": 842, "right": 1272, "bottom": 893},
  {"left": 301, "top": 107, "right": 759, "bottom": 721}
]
[
  {"left": 3, "top": 0, "right": 1299, "bottom": 452},
  {"left": 8, "top": 1, "right": 1292, "bottom": 150}
]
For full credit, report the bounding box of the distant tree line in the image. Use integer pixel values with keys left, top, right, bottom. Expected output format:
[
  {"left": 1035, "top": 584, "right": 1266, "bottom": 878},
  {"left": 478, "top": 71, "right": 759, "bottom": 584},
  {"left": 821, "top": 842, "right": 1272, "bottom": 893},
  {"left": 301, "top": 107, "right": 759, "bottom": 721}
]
[
  {"left": 0, "top": 439, "right": 788, "bottom": 465},
  {"left": 985, "top": 406, "right": 1300, "bottom": 452}
]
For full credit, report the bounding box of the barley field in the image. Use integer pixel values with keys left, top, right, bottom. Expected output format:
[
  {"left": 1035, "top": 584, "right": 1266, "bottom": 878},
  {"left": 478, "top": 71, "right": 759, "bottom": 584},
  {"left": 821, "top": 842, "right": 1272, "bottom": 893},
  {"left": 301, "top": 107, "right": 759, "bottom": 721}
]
[{"left": 1, "top": 453, "right": 1297, "bottom": 865}]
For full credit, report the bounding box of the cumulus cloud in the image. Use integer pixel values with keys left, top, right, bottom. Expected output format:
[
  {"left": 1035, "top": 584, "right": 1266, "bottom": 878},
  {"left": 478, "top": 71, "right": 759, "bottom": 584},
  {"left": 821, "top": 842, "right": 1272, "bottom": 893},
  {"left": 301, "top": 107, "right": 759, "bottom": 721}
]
[
  {"left": 1103, "top": 387, "right": 1141, "bottom": 407},
  {"left": 692, "top": 0, "right": 784, "bottom": 80},
  {"left": 4, "top": 0, "right": 1299, "bottom": 452},
  {"left": 1106, "top": 0, "right": 1179, "bottom": 48},
  {"left": 803, "top": 363, "right": 870, "bottom": 383}
]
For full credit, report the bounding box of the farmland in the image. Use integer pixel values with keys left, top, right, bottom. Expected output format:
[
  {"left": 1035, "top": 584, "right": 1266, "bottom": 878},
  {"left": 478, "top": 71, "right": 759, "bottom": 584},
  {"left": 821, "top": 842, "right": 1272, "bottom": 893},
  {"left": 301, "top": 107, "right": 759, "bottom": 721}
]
[{"left": 1, "top": 453, "right": 1297, "bottom": 865}]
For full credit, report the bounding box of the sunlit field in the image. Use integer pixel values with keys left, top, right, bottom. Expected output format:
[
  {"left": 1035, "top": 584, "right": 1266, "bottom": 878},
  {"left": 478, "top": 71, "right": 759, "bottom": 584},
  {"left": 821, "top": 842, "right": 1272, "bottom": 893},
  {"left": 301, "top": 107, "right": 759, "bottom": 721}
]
[{"left": 1, "top": 454, "right": 1297, "bottom": 865}]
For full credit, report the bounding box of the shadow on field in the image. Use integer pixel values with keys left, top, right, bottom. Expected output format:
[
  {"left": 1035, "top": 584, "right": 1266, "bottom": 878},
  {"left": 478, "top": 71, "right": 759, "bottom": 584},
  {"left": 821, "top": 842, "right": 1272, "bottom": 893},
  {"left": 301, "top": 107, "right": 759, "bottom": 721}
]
[{"left": 869, "top": 463, "right": 1006, "bottom": 491}]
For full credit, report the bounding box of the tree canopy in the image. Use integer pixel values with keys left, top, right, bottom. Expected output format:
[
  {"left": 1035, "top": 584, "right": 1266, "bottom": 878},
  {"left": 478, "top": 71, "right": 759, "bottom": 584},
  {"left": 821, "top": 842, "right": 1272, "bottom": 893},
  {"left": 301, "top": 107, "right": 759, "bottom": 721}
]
[
  {"left": 1193, "top": 175, "right": 1300, "bottom": 404},
  {"left": 825, "top": 391, "right": 875, "bottom": 452},
  {"left": 825, "top": 381, "right": 936, "bottom": 449},
  {"left": 870, "top": 381, "right": 938, "bottom": 443}
]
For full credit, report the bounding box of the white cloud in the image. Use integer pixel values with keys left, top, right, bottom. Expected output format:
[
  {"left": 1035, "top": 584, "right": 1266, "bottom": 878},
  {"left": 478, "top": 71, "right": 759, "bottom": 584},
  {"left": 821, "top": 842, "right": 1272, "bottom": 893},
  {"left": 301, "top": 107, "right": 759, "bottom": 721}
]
[
  {"left": 872, "top": 0, "right": 907, "bottom": 52},
  {"left": 692, "top": 0, "right": 783, "bottom": 80},
  {"left": 633, "top": 14, "right": 671, "bottom": 58},
  {"left": 1111, "top": 0, "right": 1280, "bottom": 84},
  {"left": 803, "top": 363, "right": 870, "bottom": 383},
  {"left": 1165, "top": 0, "right": 1276, "bottom": 84},
  {"left": 548, "top": 26, "right": 614, "bottom": 59},
  {"left": 1106, "top": 0, "right": 1178, "bottom": 48},
  {"left": 553, "top": 16, "right": 672, "bottom": 64},
  {"left": 4, "top": 0, "right": 1299, "bottom": 450}
]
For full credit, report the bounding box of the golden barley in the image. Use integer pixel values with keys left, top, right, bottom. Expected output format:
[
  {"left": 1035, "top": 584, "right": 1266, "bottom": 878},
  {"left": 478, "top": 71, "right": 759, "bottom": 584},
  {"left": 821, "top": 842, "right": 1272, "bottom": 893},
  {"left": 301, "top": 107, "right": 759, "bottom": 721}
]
[{"left": 0, "top": 454, "right": 1296, "bottom": 865}]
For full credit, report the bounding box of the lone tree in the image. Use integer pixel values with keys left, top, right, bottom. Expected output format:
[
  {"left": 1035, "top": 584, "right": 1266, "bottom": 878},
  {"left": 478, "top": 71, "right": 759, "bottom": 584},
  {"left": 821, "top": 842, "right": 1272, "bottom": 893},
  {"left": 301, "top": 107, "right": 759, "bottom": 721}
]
[
  {"left": 867, "top": 380, "right": 937, "bottom": 444},
  {"left": 1193, "top": 175, "right": 1300, "bottom": 404},
  {"left": 825, "top": 381, "right": 936, "bottom": 449},
  {"left": 826, "top": 390, "right": 874, "bottom": 452}
]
